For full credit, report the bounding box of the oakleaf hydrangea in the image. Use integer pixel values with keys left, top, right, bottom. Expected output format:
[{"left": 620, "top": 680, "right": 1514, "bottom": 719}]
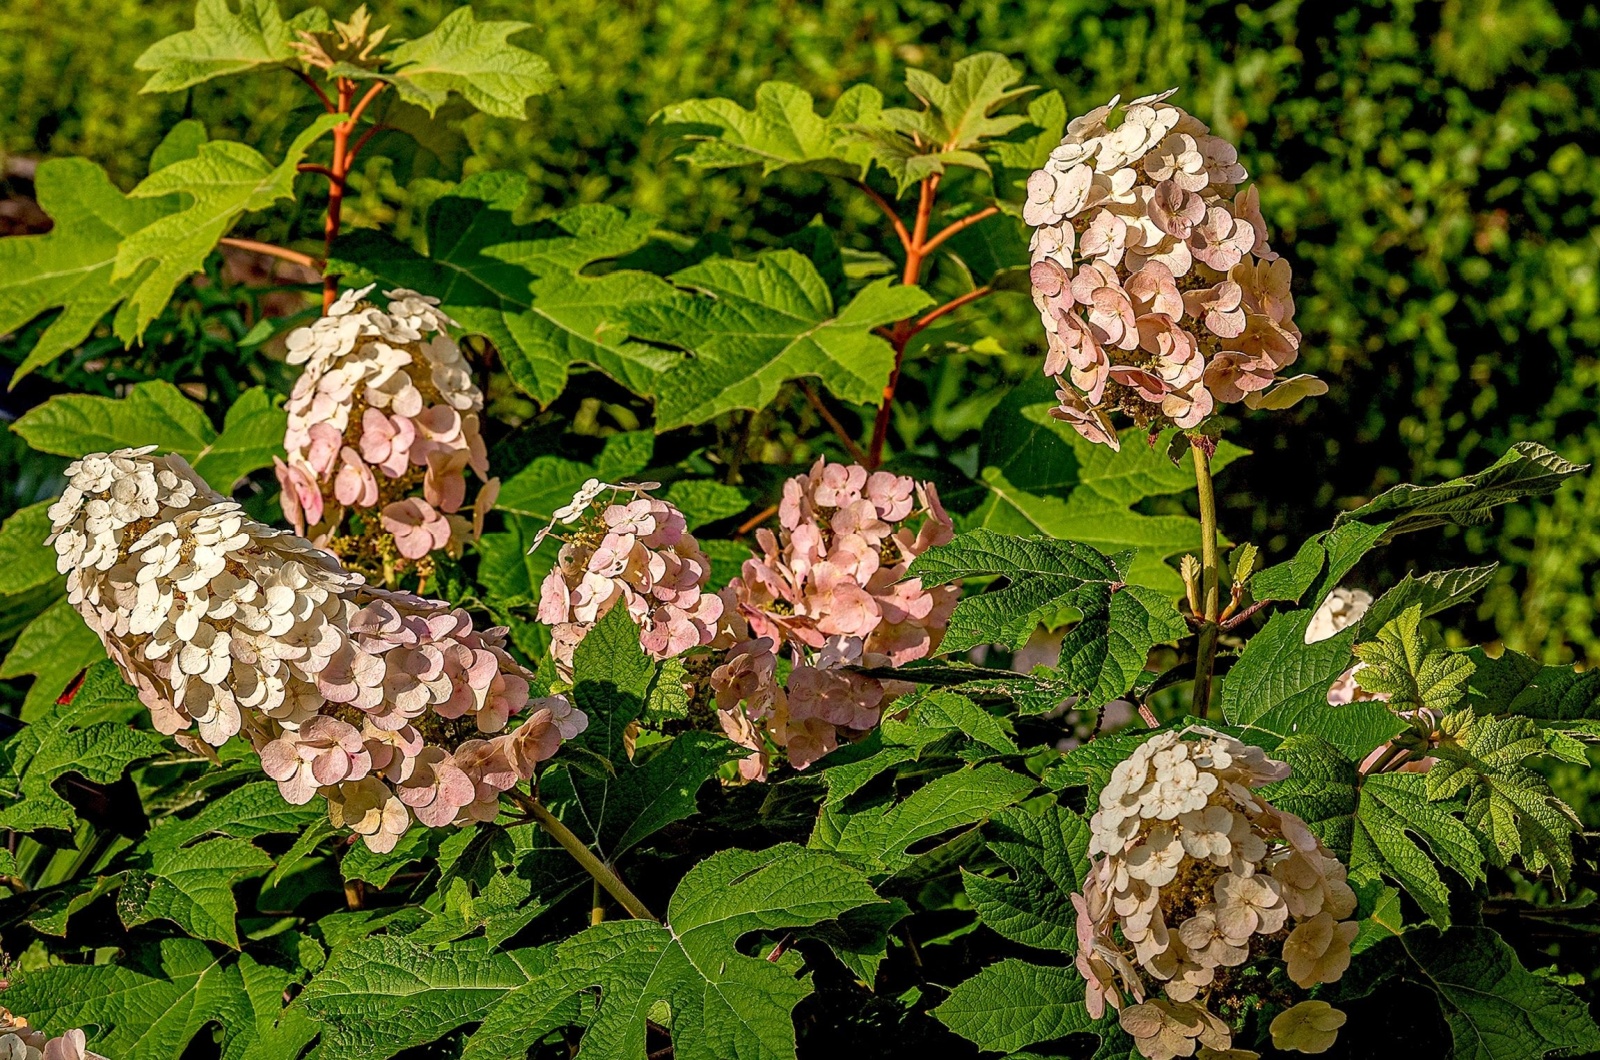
[
  {"left": 1025, "top": 90, "right": 1323, "bottom": 448},
  {"left": 710, "top": 459, "right": 957, "bottom": 776},
  {"left": 534, "top": 479, "right": 725, "bottom": 679},
  {"left": 47, "top": 448, "right": 586, "bottom": 852},
  {"left": 274, "top": 285, "right": 498, "bottom": 570},
  {"left": 1076, "top": 728, "right": 1356, "bottom": 1059},
  {"left": 0, "top": 1008, "right": 103, "bottom": 1060}
]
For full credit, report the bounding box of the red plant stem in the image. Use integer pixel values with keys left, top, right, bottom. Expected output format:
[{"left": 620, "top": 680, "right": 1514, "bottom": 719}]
[
  {"left": 909, "top": 285, "right": 991, "bottom": 337},
  {"left": 919, "top": 204, "right": 999, "bottom": 256},
  {"left": 294, "top": 68, "right": 336, "bottom": 112},
  {"left": 853, "top": 180, "right": 913, "bottom": 253},
  {"left": 865, "top": 176, "right": 940, "bottom": 467},
  {"left": 218, "top": 237, "right": 321, "bottom": 271},
  {"left": 736, "top": 504, "right": 779, "bottom": 536},
  {"left": 297, "top": 163, "right": 342, "bottom": 182},
  {"left": 800, "top": 380, "right": 868, "bottom": 463},
  {"left": 347, "top": 81, "right": 387, "bottom": 128},
  {"left": 345, "top": 122, "right": 385, "bottom": 168},
  {"left": 321, "top": 78, "right": 356, "bottom": 310}
]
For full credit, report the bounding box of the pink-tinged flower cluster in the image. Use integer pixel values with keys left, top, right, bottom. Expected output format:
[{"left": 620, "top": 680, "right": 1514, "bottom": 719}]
[
  {"left": 1025, "top": 90, "right": 1323, "bottom": 449},
  {"left": 0, "top": 1008, "right": 104, "bottom": 1060},
  {"left": 1075, "top": 729, "right": 1355, "bottom": 1059},
  {"left": 535, "top": 480, "right": 725, "bottom": 680},
  {"left": 711, "top": 459, "right": 957, "bottom": 777},
  {"left": 47, "top": 448, "right": 586, "bottom": 852},
  {"left": 274, "top": 285, "right": 499, "bottom": 560}
]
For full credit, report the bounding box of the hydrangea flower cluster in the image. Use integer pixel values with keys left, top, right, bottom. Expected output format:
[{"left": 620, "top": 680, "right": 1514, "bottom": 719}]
[
  {"left": 711, "top": 459, "right": 957, "bottom": 776},
  {"left": 534, "top": 479, "right": 725, "bottom": 679},
  {"left": 1023, "top": 90, "right": 1323, "bottom": 449},
  {"left": 1075, "top": 728, "right": 1356, "bottom": 1059},
  {"left": 47, "top": 448, "right": 586, "bottom": 852},
  {"left": 274, "top": 284, "right": 498, "bottom": 564},
  {"left": 0, "top": 1008, "right": 101, "bottom": 1060}
]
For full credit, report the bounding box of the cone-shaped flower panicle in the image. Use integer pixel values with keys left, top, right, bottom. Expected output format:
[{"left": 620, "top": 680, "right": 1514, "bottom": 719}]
[
  {"left": 275, "top": 284, "right": 498, "bottom": 568},
  {"left": 47, "top": 448, "right": 586, "bottom": 852},
  {"left": 534, "top": 479, "right": 725, "bottom": 680},
  {"left": 1025, "top": 90, "right": 1324, "bottom": 449},
  {"left": 710, "top": 458, "right": 957, "bottom": 778},
  {"left": 0, "top": 1008, "right": 105, "bottom": 1060},
  {"left": 1074, "top": 728, "right": 1355, "bottom": 1059}
]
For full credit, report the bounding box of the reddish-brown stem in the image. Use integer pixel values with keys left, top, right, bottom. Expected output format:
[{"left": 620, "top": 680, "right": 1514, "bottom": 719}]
[
  {"left": 321, "top": 79, "right": 356, "bottom": 310},
  {"left": 920, "top": 205, "right": 999, "bottom": 257},
  {"left": 347, "top": 81, "right": 387, "bottom": 128},
  {"left": 800, "top": 380, "right": 867, "bottom": 464},
  {"left": 293, "top": 68, "right": 337, "bottom": 112},
  {"left": 908, "top": 285, "right": 992, "bottom": 338},
  {"left": 853, "top": 180, "right": 912, "bottom": 254},
  {"left": 297, "top": 163, "right": 342, "bottom": 183},
  {"left": 736, "top": 504, "right": 780, "bottom": 536},
  {"left": 345, "top": 122, "right": 385, "bottom": 168},
  {"left": 866, "top": 176, "right": 942, "bottom": 467},
  {"left": 218, "top": 237, "right": 321, "bottom": 271}
]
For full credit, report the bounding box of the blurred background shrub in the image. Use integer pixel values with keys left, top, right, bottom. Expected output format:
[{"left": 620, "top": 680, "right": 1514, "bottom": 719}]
[{"left": 2, "top": 0, "right": 1599, "bottom": 666}]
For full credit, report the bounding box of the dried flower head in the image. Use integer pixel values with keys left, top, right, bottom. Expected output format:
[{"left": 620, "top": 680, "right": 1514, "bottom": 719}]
[
  {"left": 710, "top": 459, "right": 957, "bottom": 777},
  {"left": 48, "top": 448, "right": 585, "bottom": 852},
  {"left": 1026, "top": 91, "right": 1324, "bottom": 448},
  {"left": 275, "top": 285, "right": 496, "bottom": 577},
  {"left": 534, "top": 480, "right": 724, "bottom": 680},
  {"left": 1074, "top": 727, "right": 1355, "bottom": 1059}
]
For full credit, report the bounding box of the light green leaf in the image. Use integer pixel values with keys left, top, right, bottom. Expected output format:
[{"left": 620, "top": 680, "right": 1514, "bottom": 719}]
[
  {"left": 113, "top": 115, "right": 340, "bottom": 336},
  {"left": 134, "top": 0, "right": 323, "bottom": 93},
  {"left": 120, "top": 836, "right": 274, "bottom": 948},
  {"left": 660, "top": 81, "right": 882, "bottom": 175},
  {"left": 992, "top": 90, "right": 1067, "bottom": 171},
  {"left": 1220, "top": 607, "right": 1404, "bottom": 760},
  {"left": 0, "top": 501, "right": 62, "bottom": 596},
  {"left": 384, "top": 8, "right": 555, "bottom": 119},
  {"left": 1462, "top": 646, "right": 1600, "bottom": 722},
  {"left": 1354, "top": 605, "right": 1475, "bottom": 715},
  {"left": 496, "top": 432, "right": 655, "bottom": 522},
  {"left": 962, "top": 804, "right": 1090, "bottom": 952},
  {"left": 298, "top": 936, "right": 551, "bottom": 1060},
  {"left": 142, "top": 780, "right": 320, "bottom": 855},
  {"left": 933, "top": 959, "right": 1103, "bottom": 1053},
  {"left": 1351, "top": 772, "right": 1484, "bottom": 928},
  {"left": 4, "top": 938, "right": 266, "bottom": 1059},
  {"left": 637, "top": 251, "right": 933, "bottom": 429},
  {"left": 14, "top": 381, "right": 286, "bottom": 493},
  {"left": 970, "top": 380, "right": 1247, "bottom": 594},
  {"left": 1334, "top": 441, "right": 1585, "bottom": 542},
  {"left": 330, "top": 175, "right": 681, "bottom": 405},
  {"left": 812, "top": 762, "right": 1036, "bottom": 876},
  {"left": 463, "top": 844, "right": 884, "bottom": 1060},
  {"left": 0, "top": 596, "right": 106, "bottom": 720},
  {"left": 909, "top": 529, "right": 1186, "bottom": 709},
  {"left": 1353, "top": 565, "right": 1498, "bottom": 639},
  {"left": 0, "top": 159, "right": 179, "bottom": 382},
  {"left": 1402, "top": 927, "right": 1600, "bottom": 1060},
  {"left": 1429, "top": 711, "right": 1580, "bottom": 880},
  {"left": 662, "top": 479, "right": 750, "bottom": 530}
]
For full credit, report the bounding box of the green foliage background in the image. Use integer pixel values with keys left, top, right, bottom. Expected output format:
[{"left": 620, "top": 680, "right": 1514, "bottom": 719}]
[{"left": 5, "top": 0, "right": 1599, "bottom": 666}]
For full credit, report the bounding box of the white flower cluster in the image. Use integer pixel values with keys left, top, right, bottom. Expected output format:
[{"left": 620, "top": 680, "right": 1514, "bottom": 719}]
[
  {"left": 1025, "top": 90, "right": 1322, "bottom": 449},
  {"left": 47, "top": 448, "right": 586, "bottom": 852},
  {"left": 0, "top": 1008, "right": 102, "bottom": 1060},
  {"left": 1075, "top": 729, "right": 1355, "bottom": 1059},
  {"left": 274, "top": 285, "right": 498, "bottom": 561}
]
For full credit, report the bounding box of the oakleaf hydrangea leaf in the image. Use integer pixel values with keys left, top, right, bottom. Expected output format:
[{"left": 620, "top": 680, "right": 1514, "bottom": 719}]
[
  {"left": 298, "top": 936, "right": 552, "bottom": 1060},
  {"left": 1354, "top": 605, "right": 1474, "bottom": 714},
  {"left": 112, "top": 115, "right": 340, "bottom": 336},
  {"left": 0, "top": 500, "right": 64, "bottom": 597},
  {"left": 962, "top": 804, "right": 1090, "bottom": 951},
  {"left": 909, "top": 529, "right": 1186, "bottom": 709},
  {"left": 1428, "top": 710, "right": 1580, "bottom": 880},
  {"left": 0, "top": 159, "right": 179, "bottom": 382},
  {"left": 660, "top": 81, "right": 882, "bottom": 175},
  {"left": 384, "top": 8, "right": 556, "bottom": 118},
  {"left": 0, "top": 598, "right": 107, "bottom": 719},
  {"left": 933, "top": 959, "right": 1104, "bottom": 1053},
  {"left": 462, "top": 844, "right": 885, "bottom": 1060},
  {"left": 134, "top": 0, "right": 327, "bottom": 93},
  {"left": 1350, "top": 772, "right": 1484, "bottom": 928},
  {"left": 1462, "top": 645, "right": 1600, "bottom": 722},
  {"left": 119, "top": 836, "right": 274, "bottom": 948},
  {"left": 13, "top": 381, "right": 287, "bottom": 492},
  {"left": 635, "top": 251, "right": 933, "bottom": 429},
  {"left": 1401, "top": 927, "right": 1600, "bottom": 1060},
  {"left": 330, "top": 173, "right": 681, "bottom": 405}
]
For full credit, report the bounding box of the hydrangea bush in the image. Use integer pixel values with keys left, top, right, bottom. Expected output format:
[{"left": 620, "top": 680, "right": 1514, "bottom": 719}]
[{"left": 0, "top": 6, "right": 1594, "bottom": 1060}]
